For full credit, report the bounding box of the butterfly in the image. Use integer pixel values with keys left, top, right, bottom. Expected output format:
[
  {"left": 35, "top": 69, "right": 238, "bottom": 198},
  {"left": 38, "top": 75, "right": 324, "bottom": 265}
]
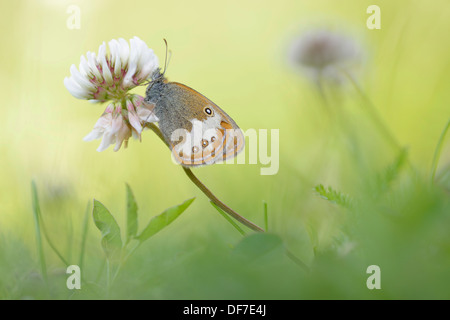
[{"left": 143, "top": 69, "right": 245, "bottom": 167}]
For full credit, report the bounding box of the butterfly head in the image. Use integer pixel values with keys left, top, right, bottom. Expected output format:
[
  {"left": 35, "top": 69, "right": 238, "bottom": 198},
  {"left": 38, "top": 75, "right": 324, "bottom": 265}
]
[
  {"left": 144, "top": 39, "right": 171, "bottom": 103},
  {"left": 144, "top": 69, "right": 167, "bottom": 103}
]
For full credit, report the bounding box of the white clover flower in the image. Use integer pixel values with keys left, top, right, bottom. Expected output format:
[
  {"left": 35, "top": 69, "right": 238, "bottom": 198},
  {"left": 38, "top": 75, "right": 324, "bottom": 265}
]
[
  {"left": 82, "top": 102, "right": 130, "bottom": 152},
  {"left": 288, "top": 29, "right": 361, "bottom": 84},
  {"left": 132, "top": 94, "right": 159, "bottom": 125},
  {"left": 65, "top": 36, "right": 159, "bottom": 102},
  {"left": 65, "top": 37, "right": 160, "bottom": 152},
  {"left": 82, "top": 95, "right": 159, "bottom": 152}
]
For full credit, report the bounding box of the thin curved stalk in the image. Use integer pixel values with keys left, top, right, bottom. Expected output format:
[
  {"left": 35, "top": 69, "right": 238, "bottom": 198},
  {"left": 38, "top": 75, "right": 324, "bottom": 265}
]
[
  {"left": 145, "top": 123, "right": 310, "bottom": 271},
  {"left": 145, "top": 123, "right": 264, "bottom": 233},
  {"left": 184, "top": 168, "right": 264, "bottom": 232},
  {"left": 343, "top": 71, "right": 401, "bottom": 150}
]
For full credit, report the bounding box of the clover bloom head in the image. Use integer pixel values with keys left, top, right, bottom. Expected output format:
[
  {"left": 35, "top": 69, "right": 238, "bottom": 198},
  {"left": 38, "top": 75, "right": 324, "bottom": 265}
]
[{"left": 64, "top": 37, "right": 160, "bottom": 151}]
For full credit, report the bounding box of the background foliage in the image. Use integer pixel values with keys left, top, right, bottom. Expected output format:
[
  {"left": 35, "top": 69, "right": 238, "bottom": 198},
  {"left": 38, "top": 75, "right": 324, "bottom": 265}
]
[{"left": 0, "top": 0, "right": 449, "bottom": 299}]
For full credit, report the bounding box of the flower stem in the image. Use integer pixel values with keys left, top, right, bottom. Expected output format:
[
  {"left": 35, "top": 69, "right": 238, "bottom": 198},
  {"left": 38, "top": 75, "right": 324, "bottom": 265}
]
[
  {"left": 343, "top": 71, "right": 401, "bottom": 150},
  {"left": 182, "top": 167, "right": 265, "bottom": 232},
  {"left": 145, "top": 123, "right": 264, "bottom": 233},
  {"left": 146, "top": 122, "right": 309, "bottom": 271}
]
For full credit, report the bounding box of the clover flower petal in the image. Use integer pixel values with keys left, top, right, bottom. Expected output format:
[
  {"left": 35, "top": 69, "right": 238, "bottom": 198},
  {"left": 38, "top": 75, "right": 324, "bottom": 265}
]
[
  {"left": 66, "top": 37, "right": 161, "bottom": 152},
  {"left": 64, "top": 37, "right": 159, "bottom": 102}
]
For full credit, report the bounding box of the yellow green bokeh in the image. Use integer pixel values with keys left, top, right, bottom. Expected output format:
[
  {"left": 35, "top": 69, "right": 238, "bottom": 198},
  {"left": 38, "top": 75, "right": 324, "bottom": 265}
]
[{"left": 1, "top": 0, "right": 449, "bottom": 299}]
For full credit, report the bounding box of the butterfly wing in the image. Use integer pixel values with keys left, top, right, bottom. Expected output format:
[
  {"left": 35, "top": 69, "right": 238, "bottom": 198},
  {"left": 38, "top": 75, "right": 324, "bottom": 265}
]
[{"left": 155, "top": 82, "right": 244, "bottom": 167}]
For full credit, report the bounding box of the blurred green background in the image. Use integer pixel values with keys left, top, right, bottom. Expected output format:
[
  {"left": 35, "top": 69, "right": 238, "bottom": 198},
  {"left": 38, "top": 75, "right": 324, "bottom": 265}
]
[{"left": 1, "top": 0, "right": 449, "bottom": 299}]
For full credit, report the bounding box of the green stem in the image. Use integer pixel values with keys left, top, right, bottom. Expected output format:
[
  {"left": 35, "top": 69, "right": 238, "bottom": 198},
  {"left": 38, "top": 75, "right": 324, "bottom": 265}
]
[
  {"left": 95, "top": 259, "right": 106, "bottom": 284},
  {"left": 344, "top": 71, "right": 401, "bottom": 150},
  {"left": 110, "top": 244, "right": 140, "bottom": 286},
  {"left": 79, "top": 201, "right": 90, "bottom": 270},
  {"left": 39, "top": 217, "right": 69, "bottom": 266},
  {"left": 431, "top": 118, "right": 450, "bottom": 182}
]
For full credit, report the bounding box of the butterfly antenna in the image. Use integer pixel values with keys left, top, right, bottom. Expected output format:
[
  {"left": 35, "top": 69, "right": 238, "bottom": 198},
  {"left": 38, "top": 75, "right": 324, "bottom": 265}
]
[
  {"left": 160, "top": 38, "right": 171, "bottom": 79},
  {"left": 139, "top": 39, "right": 171, "bottom": 87}
]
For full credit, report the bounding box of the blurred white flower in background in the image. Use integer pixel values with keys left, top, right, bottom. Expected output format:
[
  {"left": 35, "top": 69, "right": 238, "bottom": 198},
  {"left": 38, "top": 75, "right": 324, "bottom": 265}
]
[
  {"left": 64, "top": 37, "right": 160, "bottom": 151},
  {"left": 288, "top": 29, "right": 361, "bottom": 85}
]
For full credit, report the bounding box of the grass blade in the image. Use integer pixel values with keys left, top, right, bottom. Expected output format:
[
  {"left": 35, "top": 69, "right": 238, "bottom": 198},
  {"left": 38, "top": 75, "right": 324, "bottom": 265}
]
[
  {"left": 125, "top": 184, "right": 138, "bottom": 244},
  {"left": 41, "top": 224, "right": 69, "bottom": 266},
  {"left": 263, "top": 201, "right": 268, "bottom": 232},
  {"left": 33, "top": 198, "right": 69, "bottom": 265},
  {"left": 79, "top": 201, "right": 90, "bottom": 270},
  {"left": 31, "top": 180, "right": 70, "bottom": 268},
  {"left": 211, "top": 202, "right": 246, "bottom": 236},
  {"left": 31, "top": 181, "right": 48, "bottom": 285}
]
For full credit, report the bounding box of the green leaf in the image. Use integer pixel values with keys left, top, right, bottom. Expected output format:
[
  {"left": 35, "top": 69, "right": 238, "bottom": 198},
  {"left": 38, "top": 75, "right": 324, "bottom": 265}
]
[
  {"left": 136, "top": 197, "right": 195, "bottom": 243},
  {"left": 125, "top": 184, "right": 138, "bottom": 244},
  {"left": 92, "top": 200, "right": 122, "bottom": 261},
  {"left": 233, "top": 233, "right": 284, "bottom": 260}
]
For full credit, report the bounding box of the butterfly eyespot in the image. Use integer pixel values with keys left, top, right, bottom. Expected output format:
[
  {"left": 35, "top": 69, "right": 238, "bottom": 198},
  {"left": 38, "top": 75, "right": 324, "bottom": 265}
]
[
  {"left": 192, "top": 146, "right": 199, "bottom": 153},
  {"left": 211, "top": 136, "right": 216, "bottom": 142},
  {"left": 203, "top": 107, "right": 214, "bottom": 116},
  {"left": 201, "top": 139, "right": 209, "bottom": 148},
  {"left": 179, "top": 151, "right": 184, "bottom": 158}
]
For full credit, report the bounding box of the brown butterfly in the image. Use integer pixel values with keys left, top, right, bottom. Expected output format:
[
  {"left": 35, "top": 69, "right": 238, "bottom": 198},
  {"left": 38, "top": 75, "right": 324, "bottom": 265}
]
[{"left": 143, "top": 69, "right": 244, "bottom": 167}]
